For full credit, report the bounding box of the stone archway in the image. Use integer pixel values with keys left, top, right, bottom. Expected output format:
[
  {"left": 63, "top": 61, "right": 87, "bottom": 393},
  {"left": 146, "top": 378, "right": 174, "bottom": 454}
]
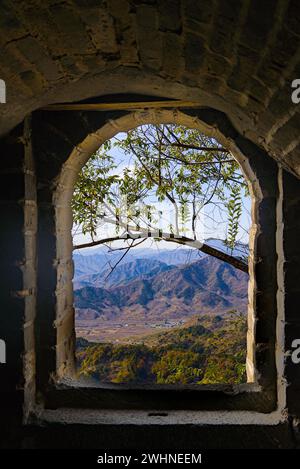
[{"left": 52, "top": 108, "right": 276, "bottom": 404}]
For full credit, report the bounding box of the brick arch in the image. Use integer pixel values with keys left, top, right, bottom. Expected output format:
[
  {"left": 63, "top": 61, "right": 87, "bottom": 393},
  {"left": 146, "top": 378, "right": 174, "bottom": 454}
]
[
  {"left": 0, "top": 1, "right": 300, "bottom": 177},
  {"left": 53, "top": 108, "right": 278, "bottom": 409},
  {"left": 2, "top": 0, "right": 300, "bottom": 447}
]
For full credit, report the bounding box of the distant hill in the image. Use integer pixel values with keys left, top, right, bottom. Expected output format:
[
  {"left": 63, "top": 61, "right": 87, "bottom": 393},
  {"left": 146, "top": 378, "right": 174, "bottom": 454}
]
[
  {"left": 73, "top": 258, "right": 174, "bottom": 289},
  {"left": 74, "top": 256, "right": 248, "bottom": 322},
  {"left": 75, "top": 241, "right": 249, "bottom": 384},
  {"left": 73, "top": 239, "right": 248, "bottom": 277},
  {"left": 73, "top": 246, "right": 204, "bottom": 284}
]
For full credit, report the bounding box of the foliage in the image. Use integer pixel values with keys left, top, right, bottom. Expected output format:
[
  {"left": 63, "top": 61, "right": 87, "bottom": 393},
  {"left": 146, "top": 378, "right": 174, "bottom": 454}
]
[
  {"left": 152, "top": 350, "right": 202, "bottom": 384},
  {"left": 77, "top": 312, "right": 247, "bottom": 385},
  {"left": 72, "top": 148, "right": 119, "bottom": 237},
  {"left": 200, "top": 312, "right": 247, "bottom": 384},
  {"left": 225, "top": 184, "right": 243, "bottom": 252},
  {"left": 72, "top": 124, "right": 249, "bottom": 249}
]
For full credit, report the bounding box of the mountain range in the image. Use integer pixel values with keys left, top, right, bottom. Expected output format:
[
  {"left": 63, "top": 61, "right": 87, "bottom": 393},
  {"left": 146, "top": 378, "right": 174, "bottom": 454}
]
[
  {"left": 73, "top": 246, "right": 204, "bottom": 283},
  {"left": 74, "top": 255, "right": 248, "bottom": 323},
  {"left": 73, "top": 239, "right": 248, "bottom": 284}
]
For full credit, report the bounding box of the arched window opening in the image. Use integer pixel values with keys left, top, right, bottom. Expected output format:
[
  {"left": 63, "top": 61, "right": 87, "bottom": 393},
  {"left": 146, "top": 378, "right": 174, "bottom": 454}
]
[{"left": 71, "top": 123, "right": 251, "bottom": 386}]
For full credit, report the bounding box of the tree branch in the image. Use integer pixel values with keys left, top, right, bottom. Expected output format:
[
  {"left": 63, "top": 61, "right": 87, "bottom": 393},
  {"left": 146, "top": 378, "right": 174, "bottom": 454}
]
[
  {"left": 73, "top": 236, "right": 123, "bottom": 250},
  {"left": 167, "top": 142, "right": 230, "bottom": 153},
  {"left": 73, "top": 232, "right": 248, "bottom": 273}
]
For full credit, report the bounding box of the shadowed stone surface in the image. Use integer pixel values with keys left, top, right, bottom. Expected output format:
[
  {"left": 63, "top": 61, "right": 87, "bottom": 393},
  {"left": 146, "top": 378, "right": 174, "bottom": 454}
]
[
  {"left": 0, "top": 1, "right": 299, "bottom": 175},
  {"left": 1, "top": 0, "right": 300, "bottom": 450}
]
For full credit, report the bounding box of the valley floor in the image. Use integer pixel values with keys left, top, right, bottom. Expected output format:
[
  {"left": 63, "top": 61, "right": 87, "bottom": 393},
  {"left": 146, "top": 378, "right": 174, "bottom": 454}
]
[{"left": 76, "top": 317, "right": 189, "bottom": 344}]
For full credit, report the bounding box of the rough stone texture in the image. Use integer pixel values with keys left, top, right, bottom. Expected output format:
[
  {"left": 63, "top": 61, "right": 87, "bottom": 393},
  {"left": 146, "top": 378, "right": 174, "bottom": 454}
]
[
  {"left": 0, "top": 119, "right": 37, "bottom": 446},
  {"left": 23, "top": 422, "right": 294, "bottom": 449},
  {"left": 0, "top": 105, "right": 293, "bottom": 448},
  {"left": 0, "top": 1, "right": 299, "bottom": 176},
  {"left": 0, "top": 0, "right": 300, "bottom": 450},
  {"left": 282, "top": 170, "right": 300, "bottom": 423}
]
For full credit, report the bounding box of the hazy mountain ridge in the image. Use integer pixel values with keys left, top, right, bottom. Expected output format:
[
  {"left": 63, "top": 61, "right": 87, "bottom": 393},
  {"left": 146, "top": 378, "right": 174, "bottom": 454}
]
[
  {"left": 73, "top": 239, "right": 248, "bottom": 283},
  {"left": 74, "top": 256, "right": 248, "bottom": 323},
  {"left": 73, "top": 258, "right": 175, "bottom": 289},
  {"left": 73, "top": 247, "right": 204, "bottom": 284}
]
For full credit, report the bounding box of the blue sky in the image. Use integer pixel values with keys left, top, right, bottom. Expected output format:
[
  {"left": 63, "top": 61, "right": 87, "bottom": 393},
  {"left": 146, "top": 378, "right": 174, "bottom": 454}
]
[{"left": 73, "top": 130, "right": 251, "bottom": 251}]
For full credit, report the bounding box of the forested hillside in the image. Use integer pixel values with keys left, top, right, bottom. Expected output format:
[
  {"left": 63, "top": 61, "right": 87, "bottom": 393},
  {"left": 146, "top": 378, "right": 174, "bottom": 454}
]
[{"left": 76, "top": 312, "right": 247, "bottom": 385}]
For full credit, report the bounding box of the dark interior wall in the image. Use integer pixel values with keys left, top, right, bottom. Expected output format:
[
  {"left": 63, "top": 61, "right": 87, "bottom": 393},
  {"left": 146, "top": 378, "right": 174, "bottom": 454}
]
[
  {"left": 282, "top": 170, "right": 300, "bottom": 432},
  {"left": 0, "top": 104, "right": 300, "bottom": 448},
  {"left": 0, "top": 121, "right": 32, "bottom": 448},
  {"left": 0, "top": 0, "right": 299, "bottom": 450},
  {"left": 31, "top": 105, "right": 278, "bottom": 409},
  {"left": 33, "top": 108, "right": 127, "bottom": 391}
]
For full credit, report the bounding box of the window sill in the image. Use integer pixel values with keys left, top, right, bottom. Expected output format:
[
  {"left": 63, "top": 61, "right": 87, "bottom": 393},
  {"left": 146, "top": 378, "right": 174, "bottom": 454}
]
[
  {"left": 41, "top": 378, "right": 275, "bottom": 413},
  {"left": 32, "top": 407, "right": 286, "bottom": 427}
]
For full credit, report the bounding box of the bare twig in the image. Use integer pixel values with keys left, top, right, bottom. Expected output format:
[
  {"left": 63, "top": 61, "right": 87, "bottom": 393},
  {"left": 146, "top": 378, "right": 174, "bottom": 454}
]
[
  {"left": 73, "top": 231, "right": 248, "bottom": 273},
  {"left": 167, "top": 142, "right": 230, "bottom": 153}
]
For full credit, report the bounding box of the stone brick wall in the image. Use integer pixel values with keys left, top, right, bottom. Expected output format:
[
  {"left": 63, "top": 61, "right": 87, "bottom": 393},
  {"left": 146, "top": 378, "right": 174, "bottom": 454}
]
[
  {"left": 282, "top": 169, "right": 300, "bottom": 425},
  {"left": 0, "top": 119, "right": 37, "bottom": 446},
  {"left": 0, "top": 100, "right": 299, "bottom": 449},
  {"left": 0, "top": 1, "right": 299, "bottom": 176},
  {"left": 32, "top": 108, "right": 278, "bottom": 405},
  {"left": 0, "top": 0, "right": 300, "bottom": 449}
]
